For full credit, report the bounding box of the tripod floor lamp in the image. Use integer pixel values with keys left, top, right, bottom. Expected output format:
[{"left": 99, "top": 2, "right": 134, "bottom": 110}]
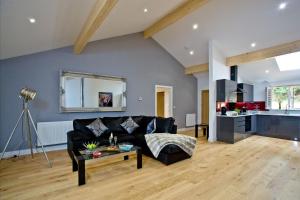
[{"left": 0, "top": 88, "right": 52, "bottom": 167}]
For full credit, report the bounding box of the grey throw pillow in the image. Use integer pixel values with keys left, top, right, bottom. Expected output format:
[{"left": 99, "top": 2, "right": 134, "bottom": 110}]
[
  {"left": 121, "top": 117, "right": 139, "bottom": 134},
  {"left": 86, "top": 118, "right": 109, "bottom": 137}
]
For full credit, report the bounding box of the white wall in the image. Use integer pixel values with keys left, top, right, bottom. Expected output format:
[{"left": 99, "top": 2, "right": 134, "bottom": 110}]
[
  {"left": 209, "top": 41, "right": 230, "bottom": 142},
  {"left": 253, "top": 81, "right": 268, "bottom": 101},
  {"left": 194, "top": 72, "right": 209, "bottom": 124}
]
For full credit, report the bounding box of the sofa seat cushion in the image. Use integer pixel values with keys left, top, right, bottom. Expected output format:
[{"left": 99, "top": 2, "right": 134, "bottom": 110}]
[
  {"left": 135, "top": 133, "right": 185, "bottom": 155},
  {"left": 114, "top": 133, "right": 136, "bottom": 143},
  {"left": 68, "top": 130, "right": 95, "bottom": 141}
]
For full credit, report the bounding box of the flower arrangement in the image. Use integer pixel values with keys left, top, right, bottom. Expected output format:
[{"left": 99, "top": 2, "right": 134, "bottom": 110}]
[{"left": 83, "top": 141, "right": 99, "bottom": 151}]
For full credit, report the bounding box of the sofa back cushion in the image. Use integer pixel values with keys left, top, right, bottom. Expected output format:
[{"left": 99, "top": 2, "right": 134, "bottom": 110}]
[
  {"left": 73, "top": 118, "right": 97, "bottom": 139},
  {"left": 73, "top": 116, "right": 175, "bottom": 137},
  {"left": 155, "top": 117, "right": 175, "bottom": 133},
  {"left": 135, "top": 116, "right": 155, "bottom": 133},
  {"left": 102, "top": 117, "right": 126, "bottom": 134}
]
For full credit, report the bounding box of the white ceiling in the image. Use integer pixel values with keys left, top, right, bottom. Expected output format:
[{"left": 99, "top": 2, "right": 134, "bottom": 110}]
[
  {"left": 239, "top": 57, "right": 300, "bottom": 84},
  {"left": 153, "top": 0, "right": 300, "bottom": 67},
  {"left": 0, "top": 0, "right": 184, "bottom": 59},
  {"left": 0, "top": 0, "right": 96, "bottom": 59},
  {"left": 1, "top": 0, "right": 300, "bottom": 68}
]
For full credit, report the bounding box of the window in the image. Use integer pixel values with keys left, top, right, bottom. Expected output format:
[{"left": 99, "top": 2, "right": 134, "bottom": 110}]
[
  {"left": 266, "top": 85, "right": 300, "bottom": 110},
  {"left": 291, "top": 86, "right": 300, "bottom": 109}
]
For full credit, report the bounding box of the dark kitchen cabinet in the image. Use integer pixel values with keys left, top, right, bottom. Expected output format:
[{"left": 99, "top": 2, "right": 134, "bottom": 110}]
[
  {"left": 256, "top": 115, "right": 300, "bottom": 140},
  {"left": 217, "top": 116, "right": 251, "bottom": 143},
  {"left": 216, "top": 79, "right": 237, "bottom": 102},
  {"left": 237, "top": 83, "right": 253, "bottom": 102},
  {"left": 276, "top": 116, "right": 300, "bottom": 140},
  {"left": 251, "top": 115, "right": 257, "bottom": 132}
]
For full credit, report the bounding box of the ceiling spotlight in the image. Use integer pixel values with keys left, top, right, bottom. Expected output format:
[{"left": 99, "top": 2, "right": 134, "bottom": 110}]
[
  {"left": 265, "top": 70, "right": 270, "bottom": 74},
  {"left": 28, "top": 17, "right": 36, "bottom": 23},
  {"left": 189, "top": 50, "right": 194, "bottom": 55},
  {"left": 278, "top": 2, "right": 287, "bottom": 10},
  {"left": 144, "top": 8, "right": 148, "bottom": 13},
  {"left": 251, "top": 43, "right": 256, "bottom": 48},
  {"left": 193, "top": 24, "right": 198, "bottom": 30}
]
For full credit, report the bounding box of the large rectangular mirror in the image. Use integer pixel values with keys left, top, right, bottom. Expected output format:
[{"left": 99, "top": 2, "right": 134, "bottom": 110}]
[{"left": 60, "top": 71, "right": 126, "bottom": 112}]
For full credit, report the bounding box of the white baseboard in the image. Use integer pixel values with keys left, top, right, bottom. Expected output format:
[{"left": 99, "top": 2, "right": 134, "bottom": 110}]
[
  {"left": 1, "top": 144, "right": 67, "bottom": 159},
  {"left": 177, "top": 127, "right": 195, "bottom": 132}
]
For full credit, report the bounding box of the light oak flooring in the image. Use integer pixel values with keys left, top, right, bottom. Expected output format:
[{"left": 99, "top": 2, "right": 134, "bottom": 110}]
[{"left": 1, "top": 130, "right": 300, "bottom": 200}]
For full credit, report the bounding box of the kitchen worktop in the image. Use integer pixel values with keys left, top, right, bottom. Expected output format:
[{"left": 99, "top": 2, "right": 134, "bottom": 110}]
[{"left": 217, "top": 112, "right": 300, "bottom": 118}]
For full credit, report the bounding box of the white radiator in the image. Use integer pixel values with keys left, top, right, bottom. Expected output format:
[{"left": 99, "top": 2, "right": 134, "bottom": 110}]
[
  {"left": 186, "top": 113, "right": 196, "bottom": 127},
  {"left": 37, "top": 121, "right": 73, "bottom": 146}
]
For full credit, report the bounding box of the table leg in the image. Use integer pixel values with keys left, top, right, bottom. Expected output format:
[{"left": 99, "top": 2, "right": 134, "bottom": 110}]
[
  {"left": 137, "top": 149, "right": 142, "bottom": 169},
  {"left": 72, "top": 158, "right": 78, "bottom": 172},
  {"left": 124, "top": 155, "right": 129, "bottom": 160},
  {"left": 78, "top": 159, "right": 85, "bottom": 186},
  {"left": 195, "top": 124, "right": 199, "bottom": 138}
]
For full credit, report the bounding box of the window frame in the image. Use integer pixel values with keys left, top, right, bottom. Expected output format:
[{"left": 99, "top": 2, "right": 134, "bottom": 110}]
[{"left": 266, "top": 84, "right": 300, "bottom": 111}]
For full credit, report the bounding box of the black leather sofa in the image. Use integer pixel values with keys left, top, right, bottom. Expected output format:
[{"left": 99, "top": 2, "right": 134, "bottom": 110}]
[{"left": 67, "top": 116, "right": 191, "bottom": 165}]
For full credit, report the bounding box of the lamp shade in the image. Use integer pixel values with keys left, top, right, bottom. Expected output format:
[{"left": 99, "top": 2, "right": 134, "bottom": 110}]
[{"left": 20, "top": 88, "right": 36, "bottom": 101}]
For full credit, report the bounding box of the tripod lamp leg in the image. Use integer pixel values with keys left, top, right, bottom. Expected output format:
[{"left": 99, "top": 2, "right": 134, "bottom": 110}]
[
  {"left": 27, "top": 110, "right": 52, "bottom": 168},
  {"left": 0, "top": 110, "right": 25, "bottom": 160}
]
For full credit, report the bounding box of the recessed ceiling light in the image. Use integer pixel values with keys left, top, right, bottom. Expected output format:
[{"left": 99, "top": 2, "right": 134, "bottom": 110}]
[
  {"left": 278, "top": 2, "right": 287, "bottom": 10},
  {"left": 189, "top": 50, "right": 194, "bottom": 55},
  {"left": 144, "top": 8, "right": 148, "bottom": 13},
  {"left": 265, "top": 70, "right": 270, "bottom": 74},
  {"left": 251, "top": 43, "right": 256, "bottom": 48},
  {"left": 28, "top": 17, "right": 36, "bottom": 23},
  {"left": 193, "top": 24, "right": 198, "bottom": 30},
  {"left": 275, "top": 51, "right": 300, "bottom": 71}
]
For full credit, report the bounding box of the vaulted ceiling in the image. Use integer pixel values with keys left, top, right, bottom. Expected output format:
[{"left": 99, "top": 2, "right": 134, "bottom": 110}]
[
  {"left": 239, "top": 58, "right": 300, "bottom": 84},
  {"left": 1, "top": 0, "right": 300, "bottom": 70}
]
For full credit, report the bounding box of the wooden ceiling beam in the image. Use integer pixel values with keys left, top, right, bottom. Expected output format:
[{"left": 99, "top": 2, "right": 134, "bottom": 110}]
[
  {"left": 226, "top": 40, "right": 300, "bottom": 66},
  {"left": 185, "top": 63, "right": 209, "bottom": 74},
  {"left": 144, "top": 0, "right": 209, "bottom": 39},
  {"left": 74, "top": 0, "right": 118, "bottom": 54}
]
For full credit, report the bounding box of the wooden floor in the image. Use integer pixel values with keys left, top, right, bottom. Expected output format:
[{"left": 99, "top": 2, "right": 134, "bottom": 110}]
[{"left": 1, "top": 130, "right": 300, "bottom": 200}]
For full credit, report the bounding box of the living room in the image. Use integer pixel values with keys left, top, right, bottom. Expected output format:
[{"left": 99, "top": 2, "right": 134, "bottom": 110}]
[{"left": 0, "top": 0, "right": 300, "bottom": 199}]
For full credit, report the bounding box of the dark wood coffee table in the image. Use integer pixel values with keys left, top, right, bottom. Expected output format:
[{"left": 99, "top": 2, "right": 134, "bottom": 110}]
[{"left": 72, "top": 145, "right": 142, "bottom": 186}]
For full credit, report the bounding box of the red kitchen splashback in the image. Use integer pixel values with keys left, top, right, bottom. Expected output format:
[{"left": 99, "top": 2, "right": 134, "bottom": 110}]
[{"left": 216, "top": 101, "right": 266, "bottom": 111}]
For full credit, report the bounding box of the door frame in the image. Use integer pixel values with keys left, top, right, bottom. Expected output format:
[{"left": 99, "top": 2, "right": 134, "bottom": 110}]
[{"left": 155, "top": 85, "right": 173, "bottom": 117}]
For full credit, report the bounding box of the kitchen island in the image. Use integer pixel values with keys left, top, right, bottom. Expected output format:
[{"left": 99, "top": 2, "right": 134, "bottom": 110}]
[{"left": 217, "top": 112, "right": 300, "bottom": 143}]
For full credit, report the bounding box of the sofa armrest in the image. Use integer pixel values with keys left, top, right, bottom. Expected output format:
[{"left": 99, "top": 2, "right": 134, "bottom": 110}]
[{"left": 171, "top": 125, "right": 177, "bottom": 134}]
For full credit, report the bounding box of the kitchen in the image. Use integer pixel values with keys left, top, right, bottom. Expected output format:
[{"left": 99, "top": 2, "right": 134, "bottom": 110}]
[{"left": 216, "top": 53, "right": 300, "bottom": 143}]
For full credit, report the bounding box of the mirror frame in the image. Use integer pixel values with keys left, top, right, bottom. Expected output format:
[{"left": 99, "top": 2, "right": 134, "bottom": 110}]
[{"left": 59, "top": 71, "right": 127, "bottom": 112}]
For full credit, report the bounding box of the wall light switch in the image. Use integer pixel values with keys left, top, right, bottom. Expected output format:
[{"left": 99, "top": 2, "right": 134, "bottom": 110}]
[{"left": 138, "top": 96, "right": 143, "bottom": 101}]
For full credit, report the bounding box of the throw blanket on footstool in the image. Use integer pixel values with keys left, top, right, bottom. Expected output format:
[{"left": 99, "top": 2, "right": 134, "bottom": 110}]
[{"left": 145, "top": 133, "right": 197, "bottom": 158}]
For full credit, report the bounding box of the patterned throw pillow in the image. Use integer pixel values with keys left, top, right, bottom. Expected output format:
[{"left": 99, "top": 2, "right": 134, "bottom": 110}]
[
  {"left": 86, "top": 118, "right": 109, "bottom": 137},
  {"left": 121, "top": 117, "right": 139, "bottom": 134},
  {"left": 146, "top": 118, "right": 156, "bottom": 134}
]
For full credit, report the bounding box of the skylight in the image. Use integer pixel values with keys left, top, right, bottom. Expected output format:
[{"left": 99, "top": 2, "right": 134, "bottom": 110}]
[{"left": 275, "top": 52, "right": 300, "bottom": 71}]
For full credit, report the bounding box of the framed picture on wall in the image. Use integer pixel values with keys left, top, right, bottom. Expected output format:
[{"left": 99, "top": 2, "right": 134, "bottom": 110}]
[{"left": 99, "top": 92, "right": 113, "bottom": 107}]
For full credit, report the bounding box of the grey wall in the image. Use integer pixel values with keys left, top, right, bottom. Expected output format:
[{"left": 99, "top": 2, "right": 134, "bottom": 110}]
[{"left": 0, "top": 33, "right": 197, "bottom": 151}]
